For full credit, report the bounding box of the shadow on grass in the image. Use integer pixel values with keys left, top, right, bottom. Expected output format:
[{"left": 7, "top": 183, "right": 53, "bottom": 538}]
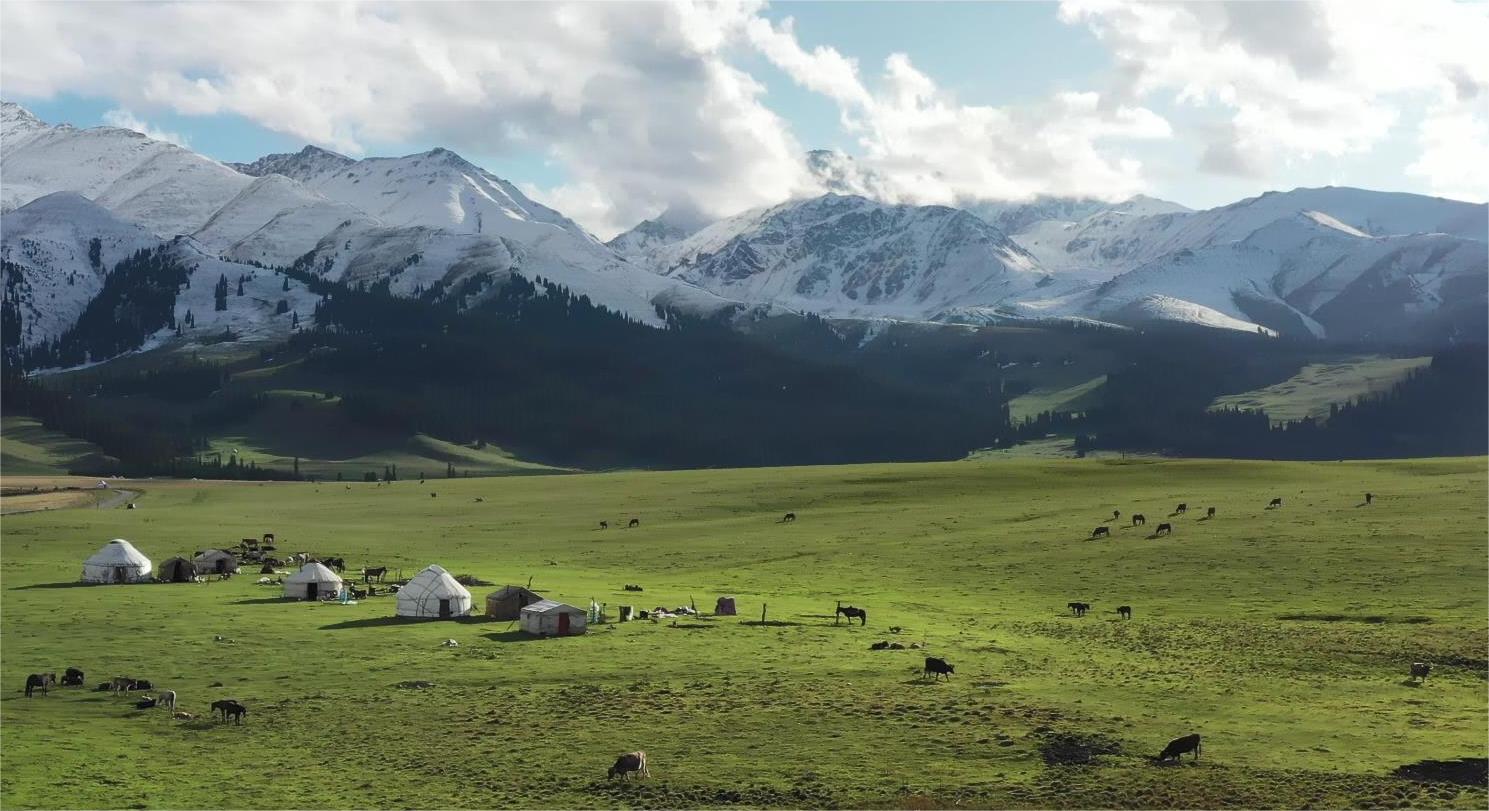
[
  {"left": 740, "top": 620, "right": 809, "bottom": 627},
  {"left": 10, "top": 582, "right": 101, "bottom": 590},
  {"left": 320, "top": 615, "right": 489, "bottom": 630},
  {"left": 231, "top": 597, "right": 293, "bottom": 605},
  {"left": 481, "top": 630, "right": 547, "bottom": 643}
]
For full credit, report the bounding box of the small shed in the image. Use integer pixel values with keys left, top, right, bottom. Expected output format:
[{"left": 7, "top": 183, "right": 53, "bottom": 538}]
[
  {"left": 81, "top": 539, "right": 152, "bottom": 584},
  {"left": 396, "top": 564, "right": 473, "bottom": 619},
  {"left": 715, "top": 596, "right": 737, "bottom": 616},
  {"left": 193, "top": 549, "right": 240, "bottom": 576},
  {"left": 157, "top": 557, "right": 195, "bottom": 583},
  {"left": 284, "top": 562, "right": 342, "bottom": 601},
  {"left": 486, "top": 585, "right": 544, "bottom": 620},
  {"left": 520, "top": 600, "right": 587, "bottom": 636}
]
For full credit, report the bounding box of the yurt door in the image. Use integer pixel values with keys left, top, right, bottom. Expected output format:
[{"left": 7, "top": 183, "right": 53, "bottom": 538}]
[
  {"left": 114, "top": 567, "right": 127, "bottom": 584},
  {"left": 307, "top": 583, "right": 318, "bottom": 600},
  {"left": 439, "top": 599, "right": 451, "bottom": 618},
  {"left": 558, "top": 612, "right": 571, "bottom": 635}
]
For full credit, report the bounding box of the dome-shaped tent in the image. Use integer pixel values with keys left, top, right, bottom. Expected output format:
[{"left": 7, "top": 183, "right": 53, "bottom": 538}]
[
  {"left": 81, "top": 539, "right": 152, "bottom": 584},
  {"left": 283, "top": 562, "right": 342, "bottom": 601},
  {"left": 158, "top": 557, "right": 195, "bottom": 583},
  {"left": 193, "top": 549, "right": 240, "bottom": 576},
  {"left": 396, "top": 564, "right": 472, "bottom": 619}
]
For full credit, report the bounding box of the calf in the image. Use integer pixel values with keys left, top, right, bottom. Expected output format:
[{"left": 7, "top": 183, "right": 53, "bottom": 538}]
[
  {"left": 1410, "top": 662, "right": 1431, "bottom": 683},
  {"left": 1117, "top": 605, "right": 1132, "bottom": 619},
  {"left": 1091, "top": 526, "right": 1110, "bottom": 538},
  {"left": 923, "top": 657, "right": 955, "bottom": 681},
  {"left": 608, "top": 751, "right": 650, "bottom": 780},
  {"left": 1156, "top": 733, "right": 1201, "bottom": 762},
  {"left": 1154, "top": 523, "right": 1173, "bottom": 536}
]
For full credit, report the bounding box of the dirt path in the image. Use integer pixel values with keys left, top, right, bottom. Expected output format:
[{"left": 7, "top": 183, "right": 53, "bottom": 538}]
[{"left": 0, "top": 487, "right": 140, "bottom": 516}]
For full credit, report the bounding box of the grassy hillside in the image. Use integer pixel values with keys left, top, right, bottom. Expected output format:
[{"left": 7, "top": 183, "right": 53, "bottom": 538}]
[
  {"left": 1209, "top": 355, "right": 1431, "bottom": 424},
  {"left": 1009, "top": 374, "right": 1107, "bottom": 421},
  {"left": 2, "top": 457, "right": 1485, "bottom": 809},
  {"left": 0, "top": 416, "right": 117, "bottom": 475}
]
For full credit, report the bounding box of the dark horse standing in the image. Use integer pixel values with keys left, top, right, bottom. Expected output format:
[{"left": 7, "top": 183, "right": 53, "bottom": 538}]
[
  {"left": 836, "top": 604, "right": 868, "bottom": 626},
  {"left": 24, "top": 673, "right": 56, "bottom": 698}
]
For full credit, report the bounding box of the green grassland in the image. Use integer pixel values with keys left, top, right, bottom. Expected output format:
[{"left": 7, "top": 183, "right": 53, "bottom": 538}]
[
  {"left": 1008, "top": 375, "right": 1108, "bottom": 422},
  {"left": 0, "top": 417, "right": 117, "bottom": 476},
  {"left": 1209, "top": 356, "right": 1431, "bottom": 425},
  {"left": 2, "top": 457, "right": 1485, "bottom": 809}
]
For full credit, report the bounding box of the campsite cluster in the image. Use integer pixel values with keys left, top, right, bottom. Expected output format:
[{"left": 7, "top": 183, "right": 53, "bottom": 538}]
[{"left": 16, "top": 486, "right": 1452, "bottom": 787}]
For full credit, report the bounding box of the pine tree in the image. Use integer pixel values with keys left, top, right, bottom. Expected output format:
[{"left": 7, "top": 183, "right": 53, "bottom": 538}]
[
  {"left": 282, "top": 276, "right": 291, "bottom": 292},
  {"left": 214, "top": 275, "right": 229, "bottom": 311},
  {"left": 237, "top": 275, "right": 246, "bottom": 296}
]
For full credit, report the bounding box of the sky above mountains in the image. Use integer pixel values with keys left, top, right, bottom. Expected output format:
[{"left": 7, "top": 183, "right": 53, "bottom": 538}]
[{"left": 3, "top": 0, "right": 1486, "bottom": 239}]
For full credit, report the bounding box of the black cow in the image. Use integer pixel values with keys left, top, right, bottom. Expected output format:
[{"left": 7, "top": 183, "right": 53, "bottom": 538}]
[
  {"left": 1156, "top": 734, "right": 1201, "bottom": 762},
  {"left": 782, "top": 512, "right": 796, "bottom": 522},
  {"left": 1175, "top": 503, "right": 1188, "bottom": 514},
  {"left": 1132, "top": 514, "right": 1146, "bottom": 526},
  {"left": 132, "top": 679, "right": 153, "bottom": 691},
  {"left": 1155, "top": 523, "right": 1173, "bottom": 536},
  {"left": 61, "top": 668, "right": 85, "bottom": 687},
  {"left": 608, "top": 751, "right": 650, "bottom": 780},
  {"left": 599, "top": 520, "right": 609, "bottom": 530},
  {"left": 1365, "top": 492, "right": 1374, "bottom": 505},
  {"left": 923, "top": 657, "right": 955, "bottom": 681},
  {"left": 628, "top": 518, "right": 640, "bottom": 528},
  {"left": 1268, "top": 497, "right": 1283, "bottom": 508},
  {"left": 1092, "top": 526, "right": 1110, "bottom": 538},
  {"left": 1205, "top": 507, "right": 1216, "bottom": 519},
  {"left": 1410, "top": 662, "right": 1431, "bottom": 683},
  {"left": 1117, "top": 605, "right": 1132, "bottom": 619}
]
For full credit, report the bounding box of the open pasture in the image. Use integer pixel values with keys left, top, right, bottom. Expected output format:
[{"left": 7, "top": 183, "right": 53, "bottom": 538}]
[{"left": 2, "top": 457, "right": 1485, "bottom": 809}]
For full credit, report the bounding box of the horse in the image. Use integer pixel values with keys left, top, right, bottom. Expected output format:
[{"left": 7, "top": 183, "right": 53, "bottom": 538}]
[
  {"left": 782, "top": 512, "right": 796, "bottom": 522},
  {"left": 1117, "top": 605, "right": 1132, "bottom": 619},
  {"left": 212, "top": 700, "right": 247, "bottom": 724},
  {"left": 1174, "top": 503, "right": 1188, "bottom": 514},
  {"left": 1068, "top": 602, "right": 1090, "bottom": 617},
  {"left": 1091, "top": 526, "right": 1110, "bottom": 538},
  {"left": 323, "top": 557, "right": 345, "bottom": 573},
  {"left": 363, "top": 566, "right": 388, "bottom": 583},
  {"left": 1268, "top": 497, "right": 1283, "bottom": 508},
  {"left": 628, "top": 518, "right": 640, "bottom": 528},
  {"left": 1154, "top": 523, "right": 1173, "bottom": 536},
  {"left": 109, "top": 677, "right": 138, "bottom": 693},
  {"left": 1132, "top": 513, "right": 1146, "bottom": 526},
  {"left": 23, "top": 673, "right": 56, "bottom": 698},
  {"left": 836, "top": 605, "right": 868, "bottom": 626}
]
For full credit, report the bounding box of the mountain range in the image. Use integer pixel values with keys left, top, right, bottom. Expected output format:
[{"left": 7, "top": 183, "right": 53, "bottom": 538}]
[{"left": 3, "top": 101, "right": 1485, "bottom": 363}]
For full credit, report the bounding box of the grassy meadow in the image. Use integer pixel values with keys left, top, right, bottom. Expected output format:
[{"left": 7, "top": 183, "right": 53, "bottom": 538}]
[
  {"left": 1209, "top": 356, "right": 1432, "bottom": 425},
  {"left": 1, "top": 456, "right": 1485, "bottom": 809}
]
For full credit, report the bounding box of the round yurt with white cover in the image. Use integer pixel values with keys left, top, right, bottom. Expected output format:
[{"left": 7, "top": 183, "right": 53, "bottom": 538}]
[
  {"left": 81, "top": 539, "right": 152, "bottom": 584},
  {"left": 396, "top": 564, "right": 472, "bottom": 619},
  {"left": 283, "top": 562, "right": 342, "bottom": 601},
  {"left": 193, "top": 548, "right": 240, "bottom": 576}
]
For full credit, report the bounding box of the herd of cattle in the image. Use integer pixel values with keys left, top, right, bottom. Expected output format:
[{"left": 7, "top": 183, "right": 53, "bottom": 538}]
[{"left": 21, "top": 667, "right": 247, "bottom": 725}]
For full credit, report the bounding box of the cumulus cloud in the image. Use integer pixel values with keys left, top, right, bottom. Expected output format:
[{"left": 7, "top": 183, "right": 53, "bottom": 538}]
[
  {"left": 100, "top": 108, "right": 190, "bottom": 148},
  {"left": 1060, "top": 0, "right": 1489, "bottom": 200}
]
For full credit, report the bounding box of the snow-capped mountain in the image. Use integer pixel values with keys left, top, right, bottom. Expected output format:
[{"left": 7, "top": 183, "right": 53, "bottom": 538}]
[
  {"left": 635, "top": 194, "right": 1050, "bottom": 320},
  {"left": 1, "top": 102, "right": 250, "bottom": 238},
  {"left": 192, "top": 173, "right": 374, "bottom": 267},
  {"left": 1, "top": 192, "right": 163, "bottom": 348},
  {"left": 963, "top": 196, "right": 1120, "bottom": 238},
  {"left": 605, "top": 207, "right": 710, "bottom": 258},
  {"left": 228, "top": 145, "right": 356, "bottom": 183}
]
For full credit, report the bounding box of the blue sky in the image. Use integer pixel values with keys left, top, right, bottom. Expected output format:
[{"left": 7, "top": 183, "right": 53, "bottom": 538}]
[{"left": 4, "top": 1, "right": 1484, "bottom": 236}]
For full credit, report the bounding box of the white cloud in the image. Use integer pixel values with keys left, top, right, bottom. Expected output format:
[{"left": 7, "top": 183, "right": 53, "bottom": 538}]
[
  {"left": 1060, "top": 0, "right": 1489, "bottom": 200},
  {"left": 100, "top": 108, "right": 190, "bottom": 148}
]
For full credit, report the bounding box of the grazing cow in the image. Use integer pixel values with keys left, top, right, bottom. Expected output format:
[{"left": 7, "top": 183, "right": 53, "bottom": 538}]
[
  {"left": 783, "top": 512, "right": 796, "bottom": 522},
  {"left": 1175, "top": 503, "right": 1188, "bottom": 514},
  {"left": 923, "top": 657, "right": 955, "bottom": 681},
  {"left": 1113, "top": 510, "right": 1121, "bottom": 520},
  {"left": 1268, "top": 497, "right": 1283, "bottom": 508},
  {"left": 363, "top": 566, "right": 388, "bottom": 584},
  {"left": 61, "top": 668, "right": 85, "bottom": 687},
  {"left": 628, "top": 518, "right": 640, "bottom": 528},
  {"left": 1206, "top": 507, "right": 1216, "bottom": 519},
  {"left": 430, "top": 492, "right": 437, "bottom": 498},
  {"left": 836, "top": 605, "right": 868, "bottom": 626},
  {"left": 1365, "top": 492, "right": 1374, "bottom": 505},
  {"left": 623, "top": 584, "right": 644, "bottom": 592},
  {"left": 157, "top": 690, "right": 177, "bottom": 710},
  {"left": 212, "top": 700, "right": 247, "bottom": 724},
  {"left": 608, "top": 751, "right": 650, "bottom": 780},
  {"left": 132, "top": 679, "right": 153, "bottom": 691},
  {"left": 23, "top": 673, "right": 56, "bottom": 698},
  {"left": 135, "top": 697, "right": 157, "bottom": 710},
  {"left": 1117, "top": 605, "right": 1132, "bottom": 619},
  {"left": 870, "top": 641, "right": 891, "bottom": 651},
  {"left": 599, "top": 521, "right": 609, "bottom": 530},
  {"left": 1156, "top": 734, "right": 1201, "bottom": 762},
  {"left": 173, "top": 711, "right": 195, "bottom": 721},
  {"left": 260, "top": 563, "right": 277, "bottom": 574},
  {"left": 1068, "top": 602, "right": 1091, "bottom": 617},
  {"left": 1410, "top": 662, "right": 1431, "bottom": 683},
  {"left": 1132, "top": 514, "right": 1146, "bottom": 526},
  {"left": 1092, "top": 526, "right": 1110, "bottom": 538},
  {"left": 1155, "top": 523, "right": 1173, "bottom": 536},
  {"left": 109, "top": 677, "right": 137, "bottom": 693},
  {"left": 474, "top": 497, "right": 485, "bottom": 503}
]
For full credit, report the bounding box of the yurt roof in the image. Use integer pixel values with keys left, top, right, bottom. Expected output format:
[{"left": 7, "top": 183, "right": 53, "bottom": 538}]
[
  {"left": 521, "top": 599, "right": 584, "bottom": 615},
  {"left": 488, "top": 585, "right": 541, "bottom": 600},
  {"left": 84, "top": 539, "right": 150, "bottom": 567},
  {"left": 400, "top": 564, "right": 471, "bottom": 601},
  {"left": 285, "top": 562, "right": 342, "bottom": 584},
  {"left": 193, "top": 548, "right": 235, "bottom": 560}
]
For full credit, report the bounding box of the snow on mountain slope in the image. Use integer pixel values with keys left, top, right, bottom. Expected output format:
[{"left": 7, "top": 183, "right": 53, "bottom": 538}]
[
  {"left": 229, "top": 145, "right": 355, "bottom": 183},
  {"left": 1009, "top": 211, "right": 1487, "bottom": 337},
  {"left": 963, "top": 196, "right": 1114, "bottom": 238},
  {"left": 193, "top": 173, "right": 373, "bottom": 266},
  {"left": 162, "top": 239, "right": 322, "bottom": 349},
  {"left": 639, "top": 194, "right": 1050, "bottom": 320},
  {"left": 605, "top": 208, "right": 708, "bottom": 258},
  {"left": 1, "top": 192, "right": 162, "bottom": 347},
  {"left": 1, "top": 102, "right": 250, "bottom": 237}
]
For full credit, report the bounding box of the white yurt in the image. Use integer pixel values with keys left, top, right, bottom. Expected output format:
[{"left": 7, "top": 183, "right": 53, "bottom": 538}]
[
  {"left": 283, "top": 562, "right": 342, "bottom": 601},
  {"left": 81, "top": 539, "right": 152, "bottom": 584},
  {"left": 520, "top": 599, "right": 588, "bottom": 636},
  {"left": 395, "top": 564, "right": 472, "bottom": 619}
]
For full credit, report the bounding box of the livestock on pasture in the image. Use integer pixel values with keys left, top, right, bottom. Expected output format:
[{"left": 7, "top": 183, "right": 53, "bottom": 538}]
[
  {"left": 1410, "top": 662, "right": 1432, "bottom": 683},
  {"left": 782, "top": 512, "right": 796, "bottom": 522},
  {"left": 1156, "top": 733, "right": 1202, "bottom": 762},
  {"left": 157, "top": 690, "right": 176, "bottom": 710},
  {"left": 61, "top": 668, "right": 85, "bottom": 687},
  {"left": 608, "top": 751, "right": 650, "bottom": 780},
  {"left": 923, "top": 657, "right": 955, "bottom": 681},
  {"left": 1132, "top": 513, "right": 1146, "bottom": 526},
  {"left": 211, "top": 700, "right": 247, "bottom": 724},
  {"left": 628, "top": 518, "right": 640, "bottom": 528},
  {"left": 835, "top": 603, "right": 868, "bottom": 626},
  {"left": 1206, "top": 507, "right": 1216, "bottom": 518},
  {"left": 1175, "top": 503, "right": 1188, "bottom": 514},
  {"left": 1068, "top": 602, "right": 1091, "bottom": 616},
  {"left": 599, "top": 520, "right": 609, "bottom": 529},
  {"left": 1112, "top": 510, "right": 1121, "bottom": 520},
  {"left": 1091, "top": 526, "right": 1110, "bottom": 538},
  {"left": 1365, "top": 492, "right": 1374, "bottom": 505},
  {"left": 1269, "top": 497, "right": 1283, "bottom": 508},
  {"left": 1117, "top": 605, "right": 1132, "bottom": 619},
  {"left": 23, "top": 673, "right": 56, "bottom": 698},
  {"left": 362, "top": 566, "right": 389, "bottom": 583},
  {"left": 1155, "top": 523, "right": 1173, "bottom": 536}
]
